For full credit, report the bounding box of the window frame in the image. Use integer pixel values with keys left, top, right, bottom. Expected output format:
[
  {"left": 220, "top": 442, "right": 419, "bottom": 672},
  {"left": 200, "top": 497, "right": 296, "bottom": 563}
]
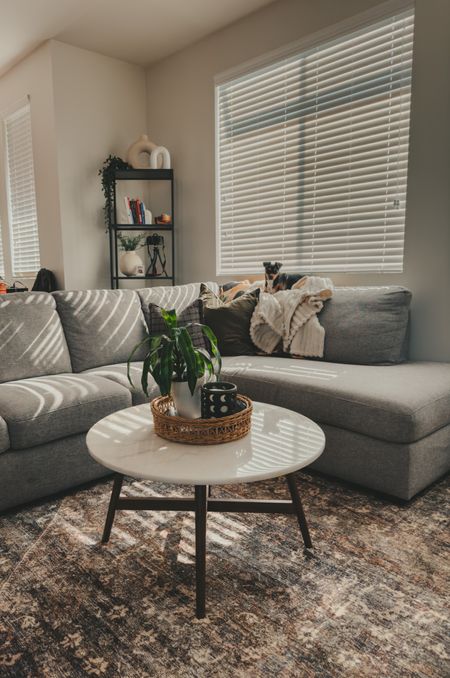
[
  {"left": 0, "top": 96, "right": 40, "bottom": 282},
  {"left": 214, "top": 0, "right": 414, "bottom": 276}
]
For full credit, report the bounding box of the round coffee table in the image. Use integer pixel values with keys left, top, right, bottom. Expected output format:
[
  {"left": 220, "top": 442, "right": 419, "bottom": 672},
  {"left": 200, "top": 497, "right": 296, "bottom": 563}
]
[{"left": 87, "top": 401, "right": 325, "bottom": 618}]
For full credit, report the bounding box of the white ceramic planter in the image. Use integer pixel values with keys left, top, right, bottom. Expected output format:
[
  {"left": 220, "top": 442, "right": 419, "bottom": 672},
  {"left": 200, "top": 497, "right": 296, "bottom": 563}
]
[
  {"left": 171, "top": 380, "right": 202, "bottom": 419},
  {"left": 119, "top": 251, "right": 143, "bottom": 277}
]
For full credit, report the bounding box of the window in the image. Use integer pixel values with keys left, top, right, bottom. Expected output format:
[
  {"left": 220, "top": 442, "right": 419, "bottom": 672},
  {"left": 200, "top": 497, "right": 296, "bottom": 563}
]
[
  {"left": 216, "top": 8, "right": 414, "bottom": 275},
  {"left": 2, "top": 101, "right": 40, "bottom": 278}
]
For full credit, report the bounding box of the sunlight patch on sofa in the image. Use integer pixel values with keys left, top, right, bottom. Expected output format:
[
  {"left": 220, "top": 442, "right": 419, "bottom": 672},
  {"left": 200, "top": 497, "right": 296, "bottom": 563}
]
[
  {"left": 229, "top": 360, "right": 340, "bottom": 381},
  {"left": 83, "top": 290, "right": 109, "bottom": 325},
  {"left": 101, "top": 295, "right": 140, "bottom": 350},
  {"left": 98, "top": 291, "right": 124, "bottom": 331},
  {"left": 0, "top": 320, "right": 24, "bottom": 350},
  {"left": 28, "top": 319, "right": 67, "bottom": 367}
]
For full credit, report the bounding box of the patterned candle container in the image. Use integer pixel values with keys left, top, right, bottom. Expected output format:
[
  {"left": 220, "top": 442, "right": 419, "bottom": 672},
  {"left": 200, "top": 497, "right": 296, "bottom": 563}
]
[{"left": 201, "top": 382, "right": 238, "bottom": 419}]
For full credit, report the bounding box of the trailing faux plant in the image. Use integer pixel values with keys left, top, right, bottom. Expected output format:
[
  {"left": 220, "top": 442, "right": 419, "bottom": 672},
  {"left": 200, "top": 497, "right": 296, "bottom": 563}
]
[
  {"left": 98, "top": 155, "right": 131, "bottom": 228},
  {"left": 117, "top": 233, "right": 144, "bottom": 251},
  {"left": 128, "top": 308, "right": 221, "bottom": 397}
]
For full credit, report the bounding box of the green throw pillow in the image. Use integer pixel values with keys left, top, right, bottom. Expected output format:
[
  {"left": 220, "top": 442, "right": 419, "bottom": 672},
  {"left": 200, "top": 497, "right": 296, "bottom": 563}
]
[{"left": 200, "top": 285, "right": 260, "bottom": 356}]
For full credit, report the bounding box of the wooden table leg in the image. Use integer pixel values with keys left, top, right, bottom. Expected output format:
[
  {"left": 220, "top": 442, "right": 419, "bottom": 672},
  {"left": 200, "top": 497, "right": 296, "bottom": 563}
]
[
  {"left": 102, "top": 473, "right": 124, "bottom": 544},
  {"left": 286, "top": 473, "right": 312, "bottom": 549},
  {"left": 194, "top": 485, "right": 208, "bottom": 618}
]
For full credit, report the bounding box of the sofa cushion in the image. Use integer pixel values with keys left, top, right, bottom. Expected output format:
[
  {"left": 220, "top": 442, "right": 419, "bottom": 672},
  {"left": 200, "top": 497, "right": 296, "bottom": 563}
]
[
  {"left": 221, "top": 356, "right": 450, "bottom": 444},
  {"left": 53, "top": 289, "right": 148, "bottom": 372},
  {"left": 148, "top": 299, "right": 207, "bottom": 349},
  {"left": 83, "top": 363, "right": 159, "bottom": 405},
  {"left": 220, "top": 280, "right": 265, "bottom": 303},
  {"left": 202, "top": 289, "right": 260, "bottom": 356},
  {"left": 0, "top": 374, "right": 131, "bottom": 450},
  {"left": 0, "top": 434, "right": 110, "bottom": 512},
  {"left": 0, "top": 416, "right": 9, "bottom": 453},
  {"left": 137, "top": 282, "right": 219, "bottom": 329},
  {"left": 312, "top": 422, "right": 450, "bottom": 501},
  {"left": 320, "top": 286, "right": 411, "bottom": 365},
  {"left": 0, "top": 292, "right": 72, "bottom": 383}
]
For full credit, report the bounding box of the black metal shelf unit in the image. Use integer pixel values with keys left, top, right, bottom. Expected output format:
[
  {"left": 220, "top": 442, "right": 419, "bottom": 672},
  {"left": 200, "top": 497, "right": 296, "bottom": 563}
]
[{"left": 109, "top": 168, "right": 174, "bottom": 289}]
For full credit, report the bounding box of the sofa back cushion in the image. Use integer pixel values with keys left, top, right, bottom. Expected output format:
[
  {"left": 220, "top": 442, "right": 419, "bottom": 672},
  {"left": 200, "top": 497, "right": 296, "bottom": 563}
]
[
  {"left": 320, "top": 286, "right": 411, "bottom": 365},
  {"left": 137, "top": 282, "right": 219, "bottom": 329},
  {"left": 0, "top": 292, "right": 72, "bottom": 383},
  {"left": 53, "top": 289, "right": 148, "bottom": 372}
]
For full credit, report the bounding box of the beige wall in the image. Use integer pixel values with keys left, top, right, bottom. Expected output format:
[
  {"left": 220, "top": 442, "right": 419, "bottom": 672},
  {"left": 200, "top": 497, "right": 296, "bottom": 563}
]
[
  {"left": 0, "top": 40, "right": 149, "bottom": 291},
  {"left": 50, "top": 41, "right": 147, "bottom": 290},
  {"left": 145, "top": 0, "right": 450, "bottom": 361},
  {"left": 0, "top": 42, "right": 64, "bottom": 287}
]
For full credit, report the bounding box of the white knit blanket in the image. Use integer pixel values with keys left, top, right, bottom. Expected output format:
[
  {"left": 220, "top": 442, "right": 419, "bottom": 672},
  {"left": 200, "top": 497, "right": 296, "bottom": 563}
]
[{"left": 250, "top": 276, "right": 334, "bottom": 357}]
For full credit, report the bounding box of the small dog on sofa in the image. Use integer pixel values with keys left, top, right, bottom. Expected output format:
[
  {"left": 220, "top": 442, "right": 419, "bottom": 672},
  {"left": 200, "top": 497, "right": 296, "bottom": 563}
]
[{"left": 263, "top": 262, "right": 305, "bottom": 293}]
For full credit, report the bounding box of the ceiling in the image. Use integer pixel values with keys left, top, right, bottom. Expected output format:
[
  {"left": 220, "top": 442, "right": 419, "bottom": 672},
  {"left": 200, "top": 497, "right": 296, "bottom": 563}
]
[{"left": 0, "top": 0, "right": 277, "bottom": 77}]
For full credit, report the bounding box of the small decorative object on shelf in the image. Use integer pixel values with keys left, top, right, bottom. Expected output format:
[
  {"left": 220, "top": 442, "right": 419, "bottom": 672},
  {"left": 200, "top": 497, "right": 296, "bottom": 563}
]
[
  {"left": 201, "top": 382, "right": 238, "bottom": 418},
  {"left": 150, "top": 146, "right": 171, "bottom": 169},
  {"left": 126, "top": 135, "right": 172, "bottom": 170},
  {"left": 146, "top": 234, "right": 167, "bottom": 277},
  {"left": 151, "top": 394, "right": 252, "bottom": 445},
  {"left": 155, "top": 213, "right": 171, "bottom": 224},
  {"left": 117, "top": 233, "right": 145, "bottom": 277},
  {"left": 127, "top": 307, "right": 221, "bottom": 419},
  {"left": 126, "top": 134, "right": 157, "bottom": 169}
]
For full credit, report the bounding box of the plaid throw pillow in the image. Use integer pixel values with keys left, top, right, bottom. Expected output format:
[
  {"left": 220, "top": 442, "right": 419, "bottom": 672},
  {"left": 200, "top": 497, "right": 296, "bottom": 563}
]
[
  {"left": 199, "top": 283, "right": 222, "bottom": 309},
  {"left": 147, "top": 299, "right": 207, "bottom": 349}
]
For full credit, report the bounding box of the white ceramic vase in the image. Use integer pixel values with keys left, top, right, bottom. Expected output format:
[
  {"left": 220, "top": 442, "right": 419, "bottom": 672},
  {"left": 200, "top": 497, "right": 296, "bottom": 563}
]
[
  {"left": 171, "top": 380, "right": 202, "bottom": 419},
  {"left": 119, "top": 251, "right": 143, "bottom": 277},
  {"left": 126, "top": 134, "right": 157, "bottom": 169},
  {"left": 150, "top": 146, "right": 171, "bottom": 169}
]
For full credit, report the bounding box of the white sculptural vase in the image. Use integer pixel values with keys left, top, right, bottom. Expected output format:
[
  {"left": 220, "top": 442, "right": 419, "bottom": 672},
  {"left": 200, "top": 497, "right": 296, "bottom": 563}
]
[
  {"left": 150, "top": 146, "right": 171, "bottom": 169},
  {"left": 119, "top": 251, "right": 143, "bottom": 277},
  {"left": 126, "top": 134, "right": 157, "bottom": 169}
]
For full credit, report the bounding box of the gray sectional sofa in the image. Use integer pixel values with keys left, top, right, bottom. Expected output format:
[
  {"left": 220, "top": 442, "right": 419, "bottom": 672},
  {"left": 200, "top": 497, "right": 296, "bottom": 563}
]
[{"left": 0, "top": 283, "right": 449, "bottom": 512}]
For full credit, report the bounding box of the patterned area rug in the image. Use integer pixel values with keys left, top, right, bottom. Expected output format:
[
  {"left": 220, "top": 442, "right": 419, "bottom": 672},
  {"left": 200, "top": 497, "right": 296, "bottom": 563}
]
[{"left": 0, "top": 472, "right": 449, "bottom": 677}]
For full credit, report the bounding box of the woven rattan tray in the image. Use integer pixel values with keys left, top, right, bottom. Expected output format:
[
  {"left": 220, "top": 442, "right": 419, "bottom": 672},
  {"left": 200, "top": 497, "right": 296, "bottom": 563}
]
[{"left": 151, "top": 395, "right": 252, "bottom": 445}]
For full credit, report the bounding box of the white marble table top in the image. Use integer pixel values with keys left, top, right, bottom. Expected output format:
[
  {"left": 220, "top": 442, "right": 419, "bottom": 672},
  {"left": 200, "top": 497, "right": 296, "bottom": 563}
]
[{"left": 87, "top": 401, "right": 325, "bottom": 486}]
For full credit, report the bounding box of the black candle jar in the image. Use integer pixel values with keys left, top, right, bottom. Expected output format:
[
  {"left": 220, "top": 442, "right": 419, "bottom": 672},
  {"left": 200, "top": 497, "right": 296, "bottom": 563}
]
[{"left": 201, "top": 382, "right": 238, "bottom": 418}]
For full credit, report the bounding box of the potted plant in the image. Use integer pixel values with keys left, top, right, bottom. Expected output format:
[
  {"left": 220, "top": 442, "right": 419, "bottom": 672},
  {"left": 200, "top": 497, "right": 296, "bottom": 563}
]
[
  {"left": 118, "top": 232, "right": 145, "bottom": 277},
  {"left": 128, "top": 308, "right": 221, "bottom": 418}
]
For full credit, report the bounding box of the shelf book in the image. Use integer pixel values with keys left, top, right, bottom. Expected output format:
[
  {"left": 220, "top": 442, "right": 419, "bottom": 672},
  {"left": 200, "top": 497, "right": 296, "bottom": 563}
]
[{"left": 124, "top": 197, "right": 152, "bottom": 224}]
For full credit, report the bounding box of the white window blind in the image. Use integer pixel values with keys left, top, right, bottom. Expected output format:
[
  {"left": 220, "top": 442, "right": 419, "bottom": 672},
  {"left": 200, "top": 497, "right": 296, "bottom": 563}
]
[
  {"left": 4, "top": 102, "right": 40, "bottom": 277},
  {"left": 216, "top": 8, "right": 414, "bottom": 274}
]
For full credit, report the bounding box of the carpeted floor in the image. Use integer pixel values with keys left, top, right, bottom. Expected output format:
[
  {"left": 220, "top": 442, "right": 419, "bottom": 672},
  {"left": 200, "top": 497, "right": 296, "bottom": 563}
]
[{"left": 0, "top": 471, "right": 449, "bottom": 678}]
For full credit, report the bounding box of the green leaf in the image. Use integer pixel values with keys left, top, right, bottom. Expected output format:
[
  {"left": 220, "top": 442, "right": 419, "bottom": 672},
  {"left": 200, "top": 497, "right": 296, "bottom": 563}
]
[
  {"left": 196, "top": 348, "right": 214, "bottom": 379},
  {"left": 138, "top": 335, "right": 172, "bottom": 396},
  {"left": 141, "top": 352, "right": 153, "bottom": 397},
  {"left": 201, "top": 325, "right": 222, "bottom": 377},
  {"left": 158, "top": 342, "right": 174, "bottom": 396},
  {"left": 195, "top": 351, "right": 206, "bottom": 378},
  {"left": 127, "top": 334, "right": 151, "bottom": 387},
  {"left": 161, "top": 308, "right": 178, "bottom": 330},
  {"left": 177, "top": 327, "right": 198, "bottom": 394}
]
